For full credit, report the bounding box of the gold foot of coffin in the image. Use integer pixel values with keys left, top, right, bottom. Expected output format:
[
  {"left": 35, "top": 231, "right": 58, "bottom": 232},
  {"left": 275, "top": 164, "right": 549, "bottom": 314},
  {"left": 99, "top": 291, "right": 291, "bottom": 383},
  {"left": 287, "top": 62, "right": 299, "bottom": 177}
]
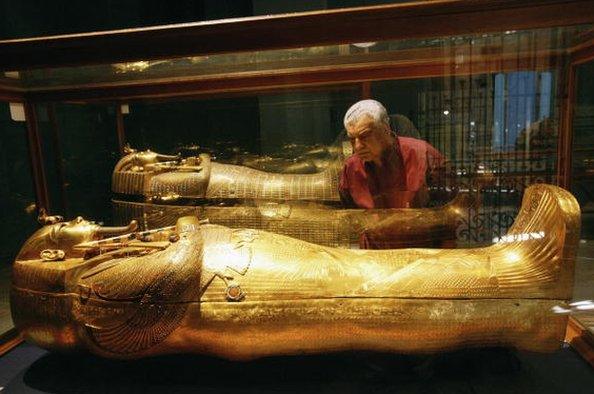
[{"left": 11, "top": 184, "right": 580, "bottom": 360}]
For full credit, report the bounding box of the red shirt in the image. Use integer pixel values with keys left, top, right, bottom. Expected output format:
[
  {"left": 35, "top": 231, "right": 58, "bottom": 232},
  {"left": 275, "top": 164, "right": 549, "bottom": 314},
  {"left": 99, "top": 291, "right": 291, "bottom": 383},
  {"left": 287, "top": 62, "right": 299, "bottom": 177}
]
[{"left": 339, "top": 136, "right": 444, "bottom": 209}]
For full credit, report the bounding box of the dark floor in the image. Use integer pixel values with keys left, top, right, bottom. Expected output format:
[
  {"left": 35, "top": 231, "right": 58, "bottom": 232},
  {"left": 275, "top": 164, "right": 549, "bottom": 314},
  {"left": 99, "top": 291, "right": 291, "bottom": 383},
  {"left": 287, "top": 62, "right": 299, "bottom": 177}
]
[{"left": 0, "top": 343, "right": 593, "bottom": 393}]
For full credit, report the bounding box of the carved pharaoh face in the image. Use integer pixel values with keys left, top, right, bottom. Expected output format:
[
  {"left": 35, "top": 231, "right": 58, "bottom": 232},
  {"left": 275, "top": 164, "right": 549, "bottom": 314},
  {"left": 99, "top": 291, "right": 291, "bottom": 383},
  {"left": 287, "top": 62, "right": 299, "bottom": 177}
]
[
  {"left": 48, "top": 217, "right": 99, "bottom": 246},
  {"left": 16, "top": 217, "right": 100, "bottom": 261},
  {"left": 16, "top": 217, "right": 138, "bottom": 261}
]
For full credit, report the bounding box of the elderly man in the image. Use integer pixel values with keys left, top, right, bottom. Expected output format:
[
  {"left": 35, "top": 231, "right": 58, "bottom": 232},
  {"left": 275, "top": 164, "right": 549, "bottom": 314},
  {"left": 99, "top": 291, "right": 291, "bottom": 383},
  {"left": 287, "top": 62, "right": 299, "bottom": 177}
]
[{"left": 339, "top": 99, "right": 445, "bottom": 209}]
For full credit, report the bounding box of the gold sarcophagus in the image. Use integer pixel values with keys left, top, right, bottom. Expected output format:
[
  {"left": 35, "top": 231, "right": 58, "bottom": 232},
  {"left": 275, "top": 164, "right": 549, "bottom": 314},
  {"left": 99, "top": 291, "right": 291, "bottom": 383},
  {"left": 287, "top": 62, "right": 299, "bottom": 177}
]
[
  {"left": 112, "top": 148, "right": 342, "bottom": 202},
  {"left": 112, "top": 148, "right": 466, "bottom": 248},
  {"left": 11, "top": 184, "right": 579, "bottom": 359},
  {"left": 112, "top": 195, "right": 473, "bottom": 249}
]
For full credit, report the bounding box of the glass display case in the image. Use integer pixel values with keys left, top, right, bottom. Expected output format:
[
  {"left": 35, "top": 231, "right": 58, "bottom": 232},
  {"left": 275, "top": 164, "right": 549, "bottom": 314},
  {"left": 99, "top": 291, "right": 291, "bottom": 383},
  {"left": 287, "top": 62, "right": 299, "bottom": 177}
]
[{"left": 1, "top": 0, "right": 594, "bottom": 387}]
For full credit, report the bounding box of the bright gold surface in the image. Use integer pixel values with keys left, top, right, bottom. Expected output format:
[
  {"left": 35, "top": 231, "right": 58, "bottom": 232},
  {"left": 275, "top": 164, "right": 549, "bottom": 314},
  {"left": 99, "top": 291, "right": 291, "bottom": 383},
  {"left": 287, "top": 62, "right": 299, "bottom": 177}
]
[
  {"left": 111, "top": 147, "right": 469, "bottom": 248},
  {"left": 16, "top": 216, "right": 137, "bottom": 261},
  {"left": 11, "top": 184, "right": 580, "bottom": 359},
  {"left": 112, "top": 192, "right": 474, "bottom": 248},
  {"left": 112, "top": 148, "right": 341, "bottom": 201}
]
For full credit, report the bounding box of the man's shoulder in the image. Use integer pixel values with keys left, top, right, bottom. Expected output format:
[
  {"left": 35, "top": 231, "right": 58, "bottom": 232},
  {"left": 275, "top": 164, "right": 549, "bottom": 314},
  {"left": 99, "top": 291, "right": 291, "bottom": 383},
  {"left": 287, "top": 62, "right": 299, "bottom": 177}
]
[
  {"left": 397, "top": 136, "right": 444, "bottom": 166},
  {"left": 339, "top": 154, "right": 365, "bottom": 191},
  {"left": 341, "top": 154, "right": 368, "bottom": 182},
  {"left": 343, "top": 154, "right": 362, "bottom": 168}
]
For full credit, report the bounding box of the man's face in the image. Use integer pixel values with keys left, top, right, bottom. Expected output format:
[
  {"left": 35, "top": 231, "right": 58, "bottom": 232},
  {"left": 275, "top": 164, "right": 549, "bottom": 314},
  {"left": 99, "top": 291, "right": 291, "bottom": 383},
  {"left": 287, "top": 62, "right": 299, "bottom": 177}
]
[{"left": 347, "top": 116, "right": 391, "bottom": 164}]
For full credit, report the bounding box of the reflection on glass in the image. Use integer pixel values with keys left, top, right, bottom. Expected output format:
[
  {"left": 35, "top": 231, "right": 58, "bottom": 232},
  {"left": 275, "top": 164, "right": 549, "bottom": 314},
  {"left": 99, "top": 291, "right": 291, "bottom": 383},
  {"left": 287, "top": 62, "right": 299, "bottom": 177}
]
[
  {"left": 36, "top": 103, "right": 120, "bottom": 223},
  {"left": 14, "top": 26, "right": 589, "bottom": 89},
  {"left": 553, "top": 300, "right": 594, "bottom": 315},
  {"left": 493, "top": 231, "right": 545, "bottom": 243},
  {"left": 571, "top": 61, "right": 594, "bottom": 337}
]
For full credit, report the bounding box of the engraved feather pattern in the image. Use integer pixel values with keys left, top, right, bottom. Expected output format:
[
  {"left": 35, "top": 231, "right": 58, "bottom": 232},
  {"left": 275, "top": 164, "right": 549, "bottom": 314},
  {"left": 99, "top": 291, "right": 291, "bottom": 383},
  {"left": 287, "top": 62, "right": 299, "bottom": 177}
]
[
  {"left": 75, "top": 231, "right": 203, "bottom": 355},
  {"left": 201, "top": 185, "right": 579, "bottom": 302},
  {"left": 205, "top": 162, "right": 340, "bottom": 201},
  {"left": 11, "top": 184, "right": 581, "bottom": 358}
]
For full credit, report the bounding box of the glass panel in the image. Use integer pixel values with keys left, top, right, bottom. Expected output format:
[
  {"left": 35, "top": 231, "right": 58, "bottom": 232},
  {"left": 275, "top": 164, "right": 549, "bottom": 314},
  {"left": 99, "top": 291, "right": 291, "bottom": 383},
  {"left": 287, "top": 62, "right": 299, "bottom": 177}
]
[
  {"left": 571, "top": 60, "right": 594, "bottom": 335},
  {"left": 0, "top": 102, "right": 37, "bottom": 335},
  {"left": 36, "top": 103, "right": 119, "bottom": 224},
  {"left": 8, "top": 18, "right": 592, "bottom": 367},
  {"left": 124, "top": 87, "right": 358, "bottom": 158},
  {"left": 91, "top": 25, "right": 576, "bottom": 251},
  {"left": 372, "top": 70, "right": 558, "bottom": 246},
  {"left": 15, "top": 25, "right": 589, "bottom": 89}
]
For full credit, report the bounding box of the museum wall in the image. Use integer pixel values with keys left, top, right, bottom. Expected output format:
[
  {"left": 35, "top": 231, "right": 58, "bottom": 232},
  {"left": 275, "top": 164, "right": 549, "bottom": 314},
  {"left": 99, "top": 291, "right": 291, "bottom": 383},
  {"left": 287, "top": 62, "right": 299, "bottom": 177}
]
[
  {"left": 0, "top": 105, "right": 37, "bottom": 264},
  {"left": 37, "top": 104, "right": 120, "bottom": 222}
]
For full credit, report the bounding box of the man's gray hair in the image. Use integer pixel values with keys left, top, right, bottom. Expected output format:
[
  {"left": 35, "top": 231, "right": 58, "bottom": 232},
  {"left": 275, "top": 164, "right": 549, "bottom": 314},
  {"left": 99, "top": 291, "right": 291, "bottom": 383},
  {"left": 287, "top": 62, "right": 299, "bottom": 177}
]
[{"left": 343, "top": 99, "right": 390, "bottom": 129}]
